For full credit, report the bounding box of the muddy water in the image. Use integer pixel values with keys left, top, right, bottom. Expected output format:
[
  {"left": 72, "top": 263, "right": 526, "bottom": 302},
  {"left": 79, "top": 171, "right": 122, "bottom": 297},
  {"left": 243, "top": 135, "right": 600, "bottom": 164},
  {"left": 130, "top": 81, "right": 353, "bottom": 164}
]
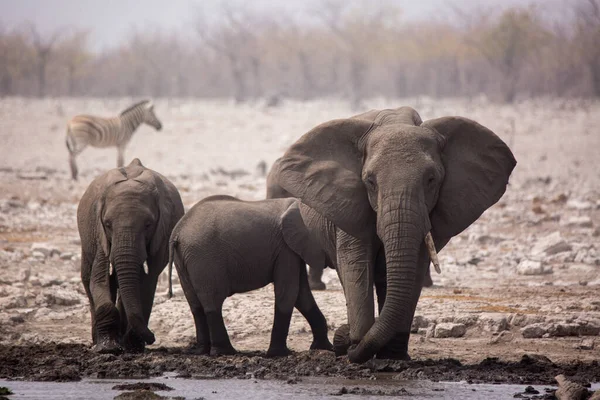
[
  {"left": 0, "top": 377, "right": 554, "bottom": 399},
  {"left": 4, "top": 376, "right": 598, "bottom": 400}
]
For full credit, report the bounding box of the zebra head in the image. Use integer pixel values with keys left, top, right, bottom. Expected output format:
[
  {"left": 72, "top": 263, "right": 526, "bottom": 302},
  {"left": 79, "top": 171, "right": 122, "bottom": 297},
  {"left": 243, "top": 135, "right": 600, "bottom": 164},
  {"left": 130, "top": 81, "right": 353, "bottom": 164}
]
[{"left": 143, "top": 102, "right": 162, "bottom": 131}]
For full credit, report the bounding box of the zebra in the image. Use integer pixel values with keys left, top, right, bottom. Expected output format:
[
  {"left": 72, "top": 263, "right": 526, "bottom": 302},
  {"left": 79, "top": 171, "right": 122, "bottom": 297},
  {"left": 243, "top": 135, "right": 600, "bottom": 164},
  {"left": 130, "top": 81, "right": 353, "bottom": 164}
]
[{"left": 65, "top": 100, "right": 162, "bottom": 180}]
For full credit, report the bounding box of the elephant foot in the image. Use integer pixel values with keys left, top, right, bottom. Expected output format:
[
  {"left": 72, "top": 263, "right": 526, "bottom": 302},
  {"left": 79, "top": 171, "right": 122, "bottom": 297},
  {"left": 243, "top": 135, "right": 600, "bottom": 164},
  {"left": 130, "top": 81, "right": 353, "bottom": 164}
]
[
  {"left": 186, "top": 343, "right": 211, "bottom": 355},
  {"left": 309, "top": 281, "right": 326, "bottom": 291},
  {"left": 333, "top": 324, "right": 351, "bottom": 356},
  {"left": 92, "top": 338, "right": 123, "bottom": 355},
  {"left": 210, "top": 345, "right": 237, "bottom": 357},
  {"left": 266, "top": 346, "right": 291, "bottom": 358},
  {"left": 122, "top": 331, "right": 147, "bottom": 354},
  {"left": 376, "top": 332, "right": 411, "bottom": 360},
  {"left": 310, "top": 339, "right": 334, "bottom": 352}
]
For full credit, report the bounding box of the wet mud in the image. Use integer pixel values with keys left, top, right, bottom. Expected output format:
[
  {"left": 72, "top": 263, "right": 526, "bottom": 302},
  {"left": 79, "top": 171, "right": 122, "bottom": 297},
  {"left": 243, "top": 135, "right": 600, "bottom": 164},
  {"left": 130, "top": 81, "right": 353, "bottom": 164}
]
[{"left": 0, "top": 343, "right": 598, "bottom": 387}]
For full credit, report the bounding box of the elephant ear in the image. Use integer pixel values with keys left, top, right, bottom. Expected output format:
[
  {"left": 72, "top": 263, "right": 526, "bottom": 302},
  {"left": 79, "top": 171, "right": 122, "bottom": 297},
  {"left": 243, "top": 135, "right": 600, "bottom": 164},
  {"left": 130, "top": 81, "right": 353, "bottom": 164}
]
[
  {"left": 275, "top": 118, "right": 375, "bottom": 239},
  {"left": 423, "top": 117, "right": 517, "bottom": 240},
  {"left": 281, "top": 201, "right": 328, "bottom": 269},
  {"left": 149, "top": 172, "right": 182, "bottom": 257},
  {"left": 96, "top": 168, "right": 129, "bottom": 256}
]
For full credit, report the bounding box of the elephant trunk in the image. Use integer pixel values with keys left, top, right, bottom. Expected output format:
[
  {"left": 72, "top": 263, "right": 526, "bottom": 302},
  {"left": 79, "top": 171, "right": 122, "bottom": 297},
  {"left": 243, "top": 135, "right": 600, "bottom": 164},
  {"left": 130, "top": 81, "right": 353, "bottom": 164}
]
[
  {"left": 112, "top": 249, "right": 155, "bottom": 345},
  {"left": 348, "top": 193, "right": 429, "bottom": 363}
]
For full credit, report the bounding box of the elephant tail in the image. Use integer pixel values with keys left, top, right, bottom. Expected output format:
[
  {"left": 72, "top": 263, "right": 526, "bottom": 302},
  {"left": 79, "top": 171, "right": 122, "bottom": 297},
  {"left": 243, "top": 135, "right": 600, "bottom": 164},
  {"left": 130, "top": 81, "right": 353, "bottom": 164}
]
[{"left": 167, "top": 237, "right": 178, "bottom": 299}]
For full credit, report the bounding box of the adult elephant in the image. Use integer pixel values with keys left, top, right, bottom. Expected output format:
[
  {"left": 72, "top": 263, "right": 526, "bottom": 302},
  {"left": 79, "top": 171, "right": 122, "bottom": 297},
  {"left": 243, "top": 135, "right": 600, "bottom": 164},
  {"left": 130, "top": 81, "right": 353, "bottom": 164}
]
[
  {"left": 78, "top": 158, "right": 184, "bottom": 353},
  {"left": 272, "top": 106, "right": 516, "bottom": 363}
]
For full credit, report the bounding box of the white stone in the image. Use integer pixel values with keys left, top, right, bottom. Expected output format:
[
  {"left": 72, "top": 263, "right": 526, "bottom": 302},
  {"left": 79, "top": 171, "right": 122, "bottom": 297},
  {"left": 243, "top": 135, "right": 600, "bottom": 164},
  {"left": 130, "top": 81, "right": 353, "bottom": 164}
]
[
  {"left": 434, "top": 323, "right": 466, "bottom": 338},
  {"left": 521, "top": 323, "right": 548, "bottom": 338},
  {"left": 567, "top": 200, "right": 593, "bottom": 210},
  {"left": 517, "top": 259, "right": 552, "bottom": 276},
  {"left": 44, "top": 289, "right": 81, "bottom": 306},
  {"left": 561, "top": 216, "right": 593, "bottom": 228},
  {"left": 411, "top": 315, "right": 430, "bottom": 333},
  {"left": 479, "top": 313, "right": 509, "bottom": 333},
  {"left": 531, "top": 232, "right": 572, "bottom": 256},
  {"left": 31, "top": 251, "right": 46, "bottom": 260},
  {"left": 30, "top": 242, "right": 61, "bottom": 258}
]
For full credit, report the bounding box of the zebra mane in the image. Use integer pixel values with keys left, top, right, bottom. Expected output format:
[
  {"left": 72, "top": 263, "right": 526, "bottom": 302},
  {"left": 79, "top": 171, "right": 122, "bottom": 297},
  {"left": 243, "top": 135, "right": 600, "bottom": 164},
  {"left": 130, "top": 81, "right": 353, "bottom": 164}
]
[{"left": 119, "top": 100, "right": 151, "bottom": 116}]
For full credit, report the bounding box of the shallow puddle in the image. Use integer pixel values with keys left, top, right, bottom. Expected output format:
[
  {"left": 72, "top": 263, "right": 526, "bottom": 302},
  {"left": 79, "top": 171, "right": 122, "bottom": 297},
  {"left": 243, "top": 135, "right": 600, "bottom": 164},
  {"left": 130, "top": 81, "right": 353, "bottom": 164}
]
[{"left": 3, "top": 376, "right": 598, "bottom": 400}]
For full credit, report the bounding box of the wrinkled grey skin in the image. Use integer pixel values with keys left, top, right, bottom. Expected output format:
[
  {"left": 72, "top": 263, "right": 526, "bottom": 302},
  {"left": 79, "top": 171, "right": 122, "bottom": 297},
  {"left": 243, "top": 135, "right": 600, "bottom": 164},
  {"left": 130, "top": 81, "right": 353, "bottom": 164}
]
[
  {"left": 267, "top": 158, "right": 435, "bottom": 291},
  {"left": 273, "top": 107, "right": 516, "bottom": 363},
  {"left": 78, "top": 158, "right": 184, "bottom": 354},
  {"left": 266, "top": 160, "right": 328, "bottom": 291},
  {"left": 167, "top": 195, "right": 333, "bottom": 357}
]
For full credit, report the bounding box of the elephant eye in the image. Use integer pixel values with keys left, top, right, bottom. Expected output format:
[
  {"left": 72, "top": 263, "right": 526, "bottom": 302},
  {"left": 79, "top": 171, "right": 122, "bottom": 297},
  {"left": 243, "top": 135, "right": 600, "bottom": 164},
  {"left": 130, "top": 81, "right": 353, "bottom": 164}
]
[
  {"left": 104, "top": 220, "right": 112, "bottom": 229},
  {"left": 145, "top": 221, "right": 153, "bottom": 230},
  {"left": 427, "top": 174, "right": 436, "bottom": 187},
  {"left": 365, "top": 174, "right": 377, "bottom": 189}
]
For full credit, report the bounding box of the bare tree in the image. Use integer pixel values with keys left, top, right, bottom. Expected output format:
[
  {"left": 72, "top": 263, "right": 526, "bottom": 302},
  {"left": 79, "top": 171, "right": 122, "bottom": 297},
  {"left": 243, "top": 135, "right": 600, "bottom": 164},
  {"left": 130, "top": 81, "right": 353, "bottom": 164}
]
[
  {"left": 195, "top": 4, "right": 265, "bottom": 103},
  {"left": 458, "top": 6, "right": 550, "bottom": 102},
  {"left": 0, "top": 26, "right": 35, "bottom": 96},
  {"left": 58, "top": 30, "right": 90, "bottom": 96},
  {"left": 28, "top": 24, "right": 63, "bottom": 97},
  {"left": 574, "top": 0, "right": 600, "bottom": 97}
]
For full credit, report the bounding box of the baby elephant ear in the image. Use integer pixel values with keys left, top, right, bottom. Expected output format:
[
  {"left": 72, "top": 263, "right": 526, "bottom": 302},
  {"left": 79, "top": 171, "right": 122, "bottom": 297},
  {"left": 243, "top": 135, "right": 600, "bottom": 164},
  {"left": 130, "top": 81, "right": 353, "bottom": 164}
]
[
  {"left": 423, "top": 117, "right": 517, "bottom": 240},
  {"left": 275, "top": 118, "right": 376, "bottom": 239}
]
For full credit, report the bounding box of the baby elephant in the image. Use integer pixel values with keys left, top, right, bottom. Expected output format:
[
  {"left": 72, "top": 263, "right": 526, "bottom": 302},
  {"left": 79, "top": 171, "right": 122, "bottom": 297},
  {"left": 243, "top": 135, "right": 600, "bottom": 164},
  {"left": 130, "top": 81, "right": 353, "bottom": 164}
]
[
  {"left": 168, "top": 195, "right": 333, "bottom": 357},
  {"left": 78, "top": 158, "right": 184, "bottom": 354}
]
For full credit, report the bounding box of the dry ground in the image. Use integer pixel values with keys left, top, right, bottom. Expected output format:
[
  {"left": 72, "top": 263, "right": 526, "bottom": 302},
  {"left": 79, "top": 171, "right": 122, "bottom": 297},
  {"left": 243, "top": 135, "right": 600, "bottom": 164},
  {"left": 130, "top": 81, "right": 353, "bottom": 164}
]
[{"left": 0, "top": 97, "right": 599, "bottom": 378}]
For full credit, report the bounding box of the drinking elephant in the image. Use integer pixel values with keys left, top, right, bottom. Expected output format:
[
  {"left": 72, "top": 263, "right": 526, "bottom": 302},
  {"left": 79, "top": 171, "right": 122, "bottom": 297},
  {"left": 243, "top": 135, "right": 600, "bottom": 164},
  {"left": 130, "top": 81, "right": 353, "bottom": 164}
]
[
  {"left": 167, "top": 195, "right": 333, "bottom": 356},
  {"left": 78, "top": 158, "right": 184, "bottom": 353},
  {"left": 271, "top": 106, "right": 516, "bottom": 363}
]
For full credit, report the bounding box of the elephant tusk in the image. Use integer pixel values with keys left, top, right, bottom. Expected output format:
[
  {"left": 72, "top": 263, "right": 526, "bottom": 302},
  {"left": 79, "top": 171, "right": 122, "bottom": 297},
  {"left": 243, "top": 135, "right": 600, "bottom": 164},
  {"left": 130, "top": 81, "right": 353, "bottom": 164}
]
[
  {"left": 143, "top": 262, "right": 149, "bottom": 275},
  {"left": 425, "top": 232, "right": 441, "bottom": 274},
  {"left": 109, "top": 263, "right": 114, "bottom": 276}
]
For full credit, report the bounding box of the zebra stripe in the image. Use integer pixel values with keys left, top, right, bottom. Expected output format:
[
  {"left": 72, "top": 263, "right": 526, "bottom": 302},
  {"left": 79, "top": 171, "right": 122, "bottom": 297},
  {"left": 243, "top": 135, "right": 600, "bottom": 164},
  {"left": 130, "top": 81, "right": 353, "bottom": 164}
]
[
  {"left": 65, "top": 100, "right": 161, "bottom": 154},
  {"left": 66, "top": 99, "right": 162, "bottom": 180}
]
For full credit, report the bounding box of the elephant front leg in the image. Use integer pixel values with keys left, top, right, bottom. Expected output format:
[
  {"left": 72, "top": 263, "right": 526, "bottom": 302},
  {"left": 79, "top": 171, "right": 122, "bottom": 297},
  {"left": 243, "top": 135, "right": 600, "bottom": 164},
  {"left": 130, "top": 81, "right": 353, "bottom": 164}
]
[{"left": 89, "top": 254, "right": 122, "bottom": 354}]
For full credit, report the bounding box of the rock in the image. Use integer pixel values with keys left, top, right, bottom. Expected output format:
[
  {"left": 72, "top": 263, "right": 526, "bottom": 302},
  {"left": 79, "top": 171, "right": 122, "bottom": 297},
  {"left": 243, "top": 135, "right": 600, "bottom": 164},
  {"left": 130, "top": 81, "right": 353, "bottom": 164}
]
[
  {"left": 578, "top": 321, "right": 600, "bottom": 336},
  {"left": 566, "top": 200, "right": 593, "bottom": 211},
  {"left": 561, "top": 216, "right": 593, "bottom": 228},
  {"left": 31, "top": 251, "right": 46, "bottom": 260},
  {"left": 44, "top": 289, "right": 81, "bottom": 306},
  {"left": 30, "top": 243, "right": 61, "bottom": 258},
  {"left": 574, "top": 338, "right": 595, "bottom": 350},
  {"left": 17, "top": 171, "right": 48, "bottom": 180},
  {"left": 434, "top": 323, "right": 466, "bottom": 338},
  {"left": 517, "top": 259, "right": 552, "bottom": 276},
  {"left": 555, "top": 374, "right": 587, "bottom": 400},
  {"left": 59, "top": 252, "right": 74, "bottom": 260},
  {"left": 411, "top": 315, "right": 430, "bottom": 333},
  {"left": 531, "top": 232, "right": 572, "bottom": 256},
  {"left": 548, "top": 323, "right": 580, "bottom": 337},
  {"left": 479, "top": 313, "right": 509, "bottom": 333},
  {"left": 521, "top": 323, "right": 548, "bottom": 338}
]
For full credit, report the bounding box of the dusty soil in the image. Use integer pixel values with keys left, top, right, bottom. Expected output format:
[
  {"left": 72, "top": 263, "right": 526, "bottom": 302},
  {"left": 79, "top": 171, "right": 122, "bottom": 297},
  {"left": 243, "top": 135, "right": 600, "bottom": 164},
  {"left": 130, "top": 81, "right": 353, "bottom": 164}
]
[{"left": 0, "top": 97, "right": 599, "bottom": 384}]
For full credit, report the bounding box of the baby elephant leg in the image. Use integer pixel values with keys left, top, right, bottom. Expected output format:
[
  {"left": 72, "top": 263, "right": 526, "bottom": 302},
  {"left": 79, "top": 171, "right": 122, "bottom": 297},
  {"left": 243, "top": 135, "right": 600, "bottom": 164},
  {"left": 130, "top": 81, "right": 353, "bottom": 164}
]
[
  {"left": 295, "top": 266, "right": 333, "bottom": 352},
  {"left": 268, "top": 252, "right": 302, "bottom": 357}
]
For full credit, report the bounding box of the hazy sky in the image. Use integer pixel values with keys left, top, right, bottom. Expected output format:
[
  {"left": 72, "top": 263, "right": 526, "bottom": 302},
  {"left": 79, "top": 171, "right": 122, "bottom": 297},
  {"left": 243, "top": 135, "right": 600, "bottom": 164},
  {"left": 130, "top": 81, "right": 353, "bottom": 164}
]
[{"left": 1, "top": 0, "right": 536, "bottom": 51}]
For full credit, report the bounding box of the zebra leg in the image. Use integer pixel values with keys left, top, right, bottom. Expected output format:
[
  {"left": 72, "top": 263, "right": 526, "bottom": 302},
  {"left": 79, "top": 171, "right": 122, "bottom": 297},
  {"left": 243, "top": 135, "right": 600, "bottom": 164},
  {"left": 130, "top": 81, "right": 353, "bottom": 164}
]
[
  {"left": 69, "top": 153, "right": 79, "bottom": 180},
  {"left": 117, "top": 146, "right": 125, "bottom": 168}
]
